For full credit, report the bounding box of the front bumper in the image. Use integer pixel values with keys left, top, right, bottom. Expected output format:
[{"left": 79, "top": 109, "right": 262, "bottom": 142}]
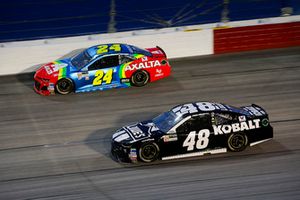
[
  {"left": 34, "top": 77, "right": 54, "bottom": 96},
  {"left": 111, "top": 141, "right": 137, "bottom": 163}
]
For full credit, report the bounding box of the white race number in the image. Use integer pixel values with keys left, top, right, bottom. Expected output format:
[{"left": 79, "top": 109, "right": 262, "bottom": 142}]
[{"left": 183, "top": 129, "right": 210, "bottom": 151}]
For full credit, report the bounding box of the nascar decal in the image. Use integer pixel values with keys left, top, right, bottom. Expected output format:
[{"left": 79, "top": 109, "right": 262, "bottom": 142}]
[
  {"left": 44, "top": 61, "right": 68, "bottom": 75},
  {"left": 213, "top": 119, "right": 260, "bottom": 135}
]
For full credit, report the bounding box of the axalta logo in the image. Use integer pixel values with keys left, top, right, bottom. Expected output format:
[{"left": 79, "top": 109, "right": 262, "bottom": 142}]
[
  {"left": 213, "top": 119, "right": 260, "bottom": 135},
  {"left": 125, "top": 60, "right": 161, "bottom": 71}
]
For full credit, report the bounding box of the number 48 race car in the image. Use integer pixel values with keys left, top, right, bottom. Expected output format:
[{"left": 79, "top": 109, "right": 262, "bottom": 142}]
[
  {"left": 111, "top": 102, "right": 273, "bottom": 163},
  {"left": 34, "top": 43, "right": 171, "bottom": 95}
]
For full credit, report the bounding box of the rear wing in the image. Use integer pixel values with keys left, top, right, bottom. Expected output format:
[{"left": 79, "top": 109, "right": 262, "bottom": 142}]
[
  {"left": 156, "top": 46, "right": 167, "bottom": 58},
  {"left": 241, "top": 104, "right": 268, "bottom": 117}
]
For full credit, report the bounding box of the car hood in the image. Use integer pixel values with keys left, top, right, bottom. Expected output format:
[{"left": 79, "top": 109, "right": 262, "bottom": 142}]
[
  {"left": 35, "top": 59, "right": 76, "bottom": 79},
  {"left": 112, "top": 120, "right": 163, "bottom": 143}
]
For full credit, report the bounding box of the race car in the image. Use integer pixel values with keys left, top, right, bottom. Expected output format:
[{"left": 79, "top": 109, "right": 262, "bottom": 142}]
[
  {"left": 34, "top": 43, "right": 171, "bottom": 95},
  {"left": 111, "top": 101, "right": 273, "bottom": 163}
]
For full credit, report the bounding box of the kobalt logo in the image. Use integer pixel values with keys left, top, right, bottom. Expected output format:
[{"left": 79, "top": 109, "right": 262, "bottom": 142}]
[
  {"left": 213, "top": 119, "right": 260, "bottom": 135},
  {"left": 125, "top": 60, "right": 161, "bottom": 71}
]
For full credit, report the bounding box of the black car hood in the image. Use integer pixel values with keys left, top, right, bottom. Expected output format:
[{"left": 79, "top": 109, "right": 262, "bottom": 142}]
[{"left": 112, "top": 120, "right": 163, "bottom": 143}]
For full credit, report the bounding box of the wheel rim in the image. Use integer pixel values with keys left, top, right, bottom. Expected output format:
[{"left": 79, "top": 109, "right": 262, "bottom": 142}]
[
  {"left": 134, "top": 71, "right": 148, "bottom": 84},
  {"left": 141, "top": 144, "right": 157, "bottom": 160},
  {"left": 230, "top": 135, "right": 245, "bottom": 149},
  {"left": 58, "top": 80, "right": 71, "bottom": 92}
]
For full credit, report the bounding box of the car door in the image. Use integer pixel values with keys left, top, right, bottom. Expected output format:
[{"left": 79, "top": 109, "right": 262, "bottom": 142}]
[
  {"left": 175, "top": 113, "right": 213, "bottom": 154},
  {"left": 85, "top": 55, "right": 120, "bottom": 89}
]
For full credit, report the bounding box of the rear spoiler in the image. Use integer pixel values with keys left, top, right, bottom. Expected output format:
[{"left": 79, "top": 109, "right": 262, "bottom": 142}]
[{"left": 156, "top": 46, "right": 167, "bottom": 58}]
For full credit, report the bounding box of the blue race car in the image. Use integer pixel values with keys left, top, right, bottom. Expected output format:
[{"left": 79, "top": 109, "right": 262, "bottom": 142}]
[{"left": 34, "top": 43, "right": 171, "bottom": 95}]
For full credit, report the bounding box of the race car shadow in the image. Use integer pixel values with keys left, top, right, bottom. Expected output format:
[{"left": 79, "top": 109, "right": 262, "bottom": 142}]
[
  {"left": 15, "top": 48, "right": 84, "bottom": 91},
  {"left": 85, "top": 111, "right": 160, "bottom": 164}
]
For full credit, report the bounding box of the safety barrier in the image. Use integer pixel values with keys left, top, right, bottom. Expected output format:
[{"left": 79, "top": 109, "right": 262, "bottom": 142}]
[
  {"left": 0, "top": 16, "right": 299, "bottom": 75},
  {"left": 214, "top": 21, "right": 300, "bottom": 54}
]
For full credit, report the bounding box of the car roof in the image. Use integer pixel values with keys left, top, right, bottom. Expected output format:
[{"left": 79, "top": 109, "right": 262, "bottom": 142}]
[
  {"left": 171, "top": 102, "right": 250, "bottom": 118},
  {"left": 86, "top": 43, "right": 133, "bottom": 58}
]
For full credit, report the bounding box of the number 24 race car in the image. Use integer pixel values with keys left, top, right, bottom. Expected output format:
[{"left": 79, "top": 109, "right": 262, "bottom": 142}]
[
  {"left": 34, "top": 43, "right": 171, "bottom": 95},
  {"left": 111, "top": 101, "right": 273, "bottom": 163}
]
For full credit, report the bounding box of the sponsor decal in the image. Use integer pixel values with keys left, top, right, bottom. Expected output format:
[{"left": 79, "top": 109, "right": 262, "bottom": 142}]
[
  {"left": 48, "top": 83, "right": 54, "bottom": 91},
  {"left": 261, "top": 118, "right": 269, "bottom": 127},
  {"left": 141, "top": 56, "right": 148, "bottom": 61},
  {"left": 77, "top": 71, "right": 89, "bottom": 80},
  {"left": 125, "top": 60, "right": 161, "bottom": 71},
  {"left": 155, "top": 69, "right": 164, "bottom": 77},
  {"left": 162, "top": 134, "right": 178, "bottom": 142},
  {"left": 213, "top": 119, "right": 260, "bottom": 135},
  {"left": 239, "top": 115, "right": 246, "bottom": 122},
  {"left": 121, "top": 78, "right": 130, "bottom": 83},
  {"left": 129, "top": 148, "right": 137, "bottom": 162},
  {"left": 44, "top": 62, "right": 68, "bottom": 75}
]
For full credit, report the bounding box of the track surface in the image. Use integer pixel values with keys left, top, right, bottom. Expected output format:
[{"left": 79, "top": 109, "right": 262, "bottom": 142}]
[{"left": 0, "top": 47, "right": 300, "bottom": 200}]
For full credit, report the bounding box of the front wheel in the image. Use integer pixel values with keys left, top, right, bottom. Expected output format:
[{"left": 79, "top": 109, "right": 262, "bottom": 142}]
[
  {"left": 55, "top": 78, "right": 74, "bottom": 95},
  {"left": 138, "top": 142, "right": 160, "bottom": 162},
  {"left": 131, "top": 70, "right": 149, "bottom": 87},
  {"left": 227, "top": 133, "right": 248, "bottom": 152}
]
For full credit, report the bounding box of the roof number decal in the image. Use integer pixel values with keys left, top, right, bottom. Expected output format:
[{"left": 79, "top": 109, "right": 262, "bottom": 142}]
[{"left": 96, "top": 44, "right": 121, "bottom": 54}]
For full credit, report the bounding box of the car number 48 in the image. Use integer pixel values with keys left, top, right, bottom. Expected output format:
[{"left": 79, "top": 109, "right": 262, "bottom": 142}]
[{"left": 183, "top": 129, "right": 210, "bottom": 151}]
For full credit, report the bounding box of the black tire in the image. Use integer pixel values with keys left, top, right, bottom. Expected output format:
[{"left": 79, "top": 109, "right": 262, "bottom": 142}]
[
  {"left": 55, "top": 78, "right": 74, "bottom": 95},
  {"left": 131, "top": 70, "right": 149, "bottom": 87},
  {"left": 227, "top": 133, "right": 248, "bottom": 152},
  {"left": 138, "top": 142, "right": 160, "bottom": 162}
]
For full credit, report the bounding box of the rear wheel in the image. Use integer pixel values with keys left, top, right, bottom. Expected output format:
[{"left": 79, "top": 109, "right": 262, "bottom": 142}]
[
  {"left": 138, "top": 142, "right": 160, "bottom": 162},
  {"left": 131, "top": 70, "right": 149, "bottom": 87},
  {"left": 55, "top": 78, "right": 74, "bottom": 95},
  {"left": 227, "top": 133, "right": 248, "bottom": 152}
]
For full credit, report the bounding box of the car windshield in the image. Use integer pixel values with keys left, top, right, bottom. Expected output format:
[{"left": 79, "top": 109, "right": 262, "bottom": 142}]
[
  {"left": 71, "top": 50, "right": 92, "bottom": 70},
  {"left": 152, "top": 111, "right": 183, "bottom": 133},
  {"left": 129, "top": 45, "right": 152, "bottom": 57}
]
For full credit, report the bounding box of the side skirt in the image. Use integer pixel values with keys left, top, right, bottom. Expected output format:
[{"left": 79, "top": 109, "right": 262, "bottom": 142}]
[
  {"left": 250, "top": 138, "right": 272, "bottom": 146},
  {"left": 162, "top": 148, "right": 227, "bottom": 161}
]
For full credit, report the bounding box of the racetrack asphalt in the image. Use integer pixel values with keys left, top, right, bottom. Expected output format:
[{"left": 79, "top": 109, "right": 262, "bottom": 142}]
[{"left": 0, "top": 47, "right": 299, "bottom": 200}]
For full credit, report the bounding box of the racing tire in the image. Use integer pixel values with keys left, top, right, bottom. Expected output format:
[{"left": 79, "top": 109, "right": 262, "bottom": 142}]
[
  {"left": 55, "top": 78, "right": 74, "bottom": 95},
  {"left": 138, "top": 142, "right": 160, "bottom": 162},
  {"left": 227, "top": 133, "right": 248, "bottom": 152},
  {"left": 131, "top": 70, "right": 149, "bottom": 87}
]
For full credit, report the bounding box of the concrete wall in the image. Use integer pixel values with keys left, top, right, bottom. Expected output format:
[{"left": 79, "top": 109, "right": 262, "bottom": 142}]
[{"left": 0, "top": 29, "right": 213, "bottom": 75}]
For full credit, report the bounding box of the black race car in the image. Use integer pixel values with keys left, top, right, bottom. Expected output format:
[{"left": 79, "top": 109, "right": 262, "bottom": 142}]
[{"left": 111, "top": 102, "right": 273, "bottom": 163}]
